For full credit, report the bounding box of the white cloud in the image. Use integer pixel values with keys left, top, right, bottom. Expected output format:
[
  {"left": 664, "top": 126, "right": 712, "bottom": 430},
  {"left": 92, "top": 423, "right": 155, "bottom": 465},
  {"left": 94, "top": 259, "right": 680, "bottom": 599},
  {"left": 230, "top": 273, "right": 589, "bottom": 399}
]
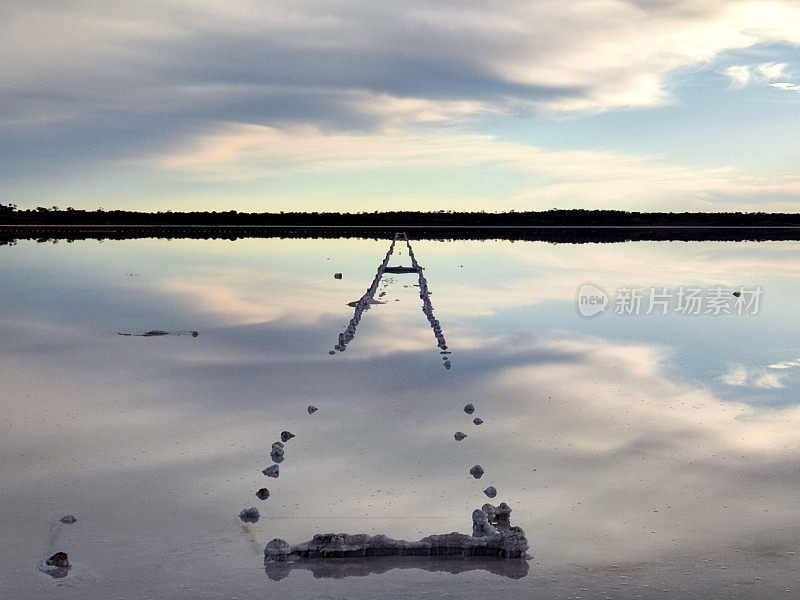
[
  {"left": 757, "top": 62, "right": 789, "bottom": 80},
  {"left": 158, "top": 122, "right": 800, "bottom": 210},
  {"left": 725, "top": 65, "right": 752, "bottom": 86},
  {"left": 722, "top": 363, "right": 785, "bottom": 388}
]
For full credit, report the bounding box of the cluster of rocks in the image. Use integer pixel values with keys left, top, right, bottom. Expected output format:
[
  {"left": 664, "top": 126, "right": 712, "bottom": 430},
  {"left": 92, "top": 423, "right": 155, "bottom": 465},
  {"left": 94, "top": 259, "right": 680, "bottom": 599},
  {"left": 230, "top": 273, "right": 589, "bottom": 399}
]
[
  {"left": 264, "top": 504, "right": 527, "bottom": 562},
  {"left": 334, "top": 239, "right": 397, "bottom": 353},
  {"left": 332, "top": 234, "right": 452, "bottom": 370},
  {"left": 459, "top": 403, "right": 495, "bottom": 498},
  {"left": 242, "top": 424, "right": 303, "bottom": 524},
  {"left": 410, "top": 246, "right": 451, "bottom": 370}
]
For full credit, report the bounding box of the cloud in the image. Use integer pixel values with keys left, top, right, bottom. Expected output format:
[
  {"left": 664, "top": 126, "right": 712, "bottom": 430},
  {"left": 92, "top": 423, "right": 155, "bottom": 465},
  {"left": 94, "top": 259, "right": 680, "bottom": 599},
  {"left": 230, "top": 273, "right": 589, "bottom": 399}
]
[
  {"left": 725, "top": 65, "right": 752, "bottom": 86},
  {"left": 157, "top": 121, "right": 800, "bottom": 210},
  {"left": 721, "top": 363, "right": 785, "bottom": 388}
]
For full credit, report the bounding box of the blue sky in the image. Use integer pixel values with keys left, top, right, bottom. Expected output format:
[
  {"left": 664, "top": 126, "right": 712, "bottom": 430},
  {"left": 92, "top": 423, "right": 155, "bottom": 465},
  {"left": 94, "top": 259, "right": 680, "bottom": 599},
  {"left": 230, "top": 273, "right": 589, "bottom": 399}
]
[{"left": 3, "top": 1, "right": 800, "bottom": 213}]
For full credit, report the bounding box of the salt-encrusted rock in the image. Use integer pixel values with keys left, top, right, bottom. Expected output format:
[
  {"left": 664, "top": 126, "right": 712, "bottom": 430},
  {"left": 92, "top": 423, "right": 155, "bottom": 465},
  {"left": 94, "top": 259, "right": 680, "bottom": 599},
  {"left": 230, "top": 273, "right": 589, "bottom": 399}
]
[
  {"left": 472, "top": 509, "right": 498, "bottom": 537},
  {"left": 270, "top": 442, "right": 285, "bottom": 463},
  {"left": 280, "top": 431, "right": 295, "bottom": 442},
  {"left": 263, "top": 464, "right": 280, "bottom": 478},
  {"left": 265, "top": 538, "right": 292, "bottom": 562},
  {"left": 256, "top": 488, "right": 270, "bottom": 500},
  {"left": 59, "top": 515, "right": 77, "bottom": 524},
  {"left": 38, "top": 552, "right": 71, "bottom": 578},
  {"left": 239, "top": 507, "right": 260, "bottom": 523},
  {"left": 473, "top": 417, "right": 483, "bottom": 425},
  {"left": 280, "top": 505, "right": 527, "bottom": 560},
  {"left": 454, "top": 432, "right": 467, "bottom": 441},
  {"left": 483, "top": 486, "right": 497, "bottom": 498},
  {"left": 45, "top": 552, "right": 70, "bottom": 568},
  {"left": 469, "top": 465, "right": 484, "bottom": 479},
  {"left": 307, "top": 405, "right": 318, "bottom": 414},
  {"left": 495, "top": 503, "right": 512, "bottom": 525},
  {"left": 463, "top": 403, "right": 475, "bottom": 414}
]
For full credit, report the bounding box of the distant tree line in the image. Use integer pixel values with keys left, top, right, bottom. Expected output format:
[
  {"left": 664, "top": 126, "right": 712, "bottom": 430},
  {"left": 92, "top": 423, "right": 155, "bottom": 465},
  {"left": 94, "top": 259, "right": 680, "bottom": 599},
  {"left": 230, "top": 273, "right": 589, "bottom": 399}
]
[{"left": 2, "top": 205, "right": 800, "bottom": 227}]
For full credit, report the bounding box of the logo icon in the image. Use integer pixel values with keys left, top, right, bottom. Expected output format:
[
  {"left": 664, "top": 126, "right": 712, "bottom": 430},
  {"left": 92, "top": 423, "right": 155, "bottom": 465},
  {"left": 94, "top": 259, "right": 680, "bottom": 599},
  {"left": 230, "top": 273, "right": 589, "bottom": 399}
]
[{"left": 577, "top": 283, "right": 608, "bottom": 317}]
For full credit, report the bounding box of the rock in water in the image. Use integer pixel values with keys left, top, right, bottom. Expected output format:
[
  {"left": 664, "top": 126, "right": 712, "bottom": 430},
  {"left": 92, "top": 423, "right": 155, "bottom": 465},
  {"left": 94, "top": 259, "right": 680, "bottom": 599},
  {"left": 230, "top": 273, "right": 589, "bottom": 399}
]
[
  {"left": 307, "top": 405, "right": 318, "bottom": 414},
  {"left": 463, "top": 403, "right": 475, "bottom": 414},
  {"left": 265, "top": 539, "right": 292, "bottom": 562},
  {"left": 334, "top": 273, "right": 343, "bottom": 279},
  {"left": 328, "top": 350, "right": 336, "bottom": 355},
  {"left": 45, "top": 552, "right": 70, "bottom": 568},
  {"left": 239, "top": 507, "right": 260, "bottom": 523},
  {"left": 469, "top": 465, "right": 484, "bottom": 479},
  {"left": 483, "top": 486, "right": 497, "bottom": 498},
  {"left": 473, "top": 417, "right": 483, "bottom": 425},
  {"left": 39, "top": 552, "right": 71, "bottom": 578},
  {"left": 263, "top": 464, "right": 280, "bottom": 478},
  {"left": 273, "top": 504, "right": 528, "bottom": 560},
  {"left": 256, "top": 488, "right": 270, "bottom": 500},
  {"left": 59, "top": 515, "right": 77, "bottom": 524},
  {"left": 454, "top": 432, "right": 467, "bottom": 441},
  {"left": 270, "top": 442, "right": 285, "bottom": 463},
  {"left": 280, "top": 431, "right": 295, "bottom": 442}
]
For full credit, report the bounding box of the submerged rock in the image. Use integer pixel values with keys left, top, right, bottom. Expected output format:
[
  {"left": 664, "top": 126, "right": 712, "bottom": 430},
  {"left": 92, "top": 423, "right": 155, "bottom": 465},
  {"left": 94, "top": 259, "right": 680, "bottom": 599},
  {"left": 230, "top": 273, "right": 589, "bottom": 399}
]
[
  {"left": 454, "top": 432, "right": 467, "bottom": 441},
  {"left": 483, "top": 486, "right": 497, "bottom": 498},
  {"left": 270, "top": 442, "right": 285, "bottom": 463},
  {"left": 473, "top": 417, "right": 483, "bottom": 425},
  {"left": 280, "top": 431, "right": 295, "bottom": 443},
  {"left": 469, "top": 465, "right": 484, "bottom": 479},
  {"left": 269, "top": 505, "right": 527, "bottom": 561},
  {"left": 463, "top": 403, "right": 475, "bottom": 414},
  {"left": 239, "top": 507, "right": 260, "bottom": 523},
  {"left": 256, "top": 488, "right": 271, "bottom": 500},
  {"left": 263, "top": 464, "right": 280, "bottom": 478},
  {"left": 307, "top": 405, "right": 318, "bottom": 414},
  {"left": 59, "top": 515, "right": 77, "bottom": 524}
]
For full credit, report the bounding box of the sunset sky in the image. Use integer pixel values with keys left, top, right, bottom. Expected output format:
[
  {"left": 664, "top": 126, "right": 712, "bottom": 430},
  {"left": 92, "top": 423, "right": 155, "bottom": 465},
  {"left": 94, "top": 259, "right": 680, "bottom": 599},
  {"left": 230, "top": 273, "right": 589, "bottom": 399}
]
[{"left": 4, "top": 1, "right": 800, "bottom": 213}]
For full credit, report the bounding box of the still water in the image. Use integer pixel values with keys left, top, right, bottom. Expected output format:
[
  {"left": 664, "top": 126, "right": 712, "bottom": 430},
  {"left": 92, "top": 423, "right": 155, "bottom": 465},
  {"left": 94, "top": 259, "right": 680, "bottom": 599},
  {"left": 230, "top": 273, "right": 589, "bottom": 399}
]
[{"left": 2, "top": 237, "right": 800, "bottom": 599}]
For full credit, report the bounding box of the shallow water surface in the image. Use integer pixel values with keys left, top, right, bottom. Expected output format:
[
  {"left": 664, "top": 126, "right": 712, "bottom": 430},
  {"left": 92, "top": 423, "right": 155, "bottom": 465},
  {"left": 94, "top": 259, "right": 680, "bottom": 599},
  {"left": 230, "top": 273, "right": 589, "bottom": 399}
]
[{"left": 2, "top": 237, "right": 800, "bottom": 599}]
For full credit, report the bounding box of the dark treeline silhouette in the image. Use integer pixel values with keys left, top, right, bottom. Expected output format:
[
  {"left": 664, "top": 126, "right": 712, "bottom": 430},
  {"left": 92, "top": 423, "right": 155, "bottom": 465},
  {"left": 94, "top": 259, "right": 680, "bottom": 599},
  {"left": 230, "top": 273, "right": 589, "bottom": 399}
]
[
  {"left": 3, "top": 205, "right": 800, "bottom": 245},
  {"left": 4, "top": 204, "right": 800, "bottom": 226}
]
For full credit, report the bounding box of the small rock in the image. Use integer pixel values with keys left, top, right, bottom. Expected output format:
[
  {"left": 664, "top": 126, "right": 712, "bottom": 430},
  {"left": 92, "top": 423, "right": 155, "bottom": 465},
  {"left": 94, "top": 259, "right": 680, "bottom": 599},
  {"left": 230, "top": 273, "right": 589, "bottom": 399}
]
[
  {"left": 334, "top": 273, "right": 343, "bottom": 279},
  {"left": 328, "top": 350, "right": 335, "bottom": 355},
  {"left": 307, "top": 405, "right": 318, "bottom": 414},
  {"left": 265, "top": 538, "right": 292, "bottom": 562},
  {"left": 59, "top": 515, "right": 77, "bottom": 524},
  {"left": 190, "top": 331, "right": 199, "bottom": 337},
  {"left": 470, "top": 465, "right": 484, "bottom": 479},
  {"left": 733, "top": 291, "right": 741, "bottom": 297},
  {"left": 280, "top": 431, "right": 295, "bottom": 443},
  {"left": 45, "top": 552, "right": 70, "bottom": 568},
  {"left": 473, "top": 417, "right": 483, "bottom": 425},
  {"left": 263, "top": 464, "right": 280, "bottom": 478},
  {"left": 239, "top": 507, "right": 260, "bottom": 523},
  {"left": 483, "top": 486, "right": 497, "bottom": 498},
  {"left": 463, "top": 403, "right": 475, "bottom": 415},
  {"left": 454, "top": 432, "right": 467, "bottom": 441},
  {"left": 256, "top": 488, "right": 270, "bottom": 500},
  {"left": 270, "top": 441, "right": 285, "bottom": 463}
]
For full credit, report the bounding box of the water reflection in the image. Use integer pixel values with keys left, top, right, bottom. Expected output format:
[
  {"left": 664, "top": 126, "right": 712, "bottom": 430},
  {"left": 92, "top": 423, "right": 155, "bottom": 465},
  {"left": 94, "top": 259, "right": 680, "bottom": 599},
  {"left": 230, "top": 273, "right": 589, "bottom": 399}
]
[
  {"left": 3, "top": 238, "right": 800, "bottom": 599},
  {"left": 264, "top": 556, "right": 529, "bottom": 581},
  {"left": 334, "top": 233, "right": 451, "bottom": 368}
]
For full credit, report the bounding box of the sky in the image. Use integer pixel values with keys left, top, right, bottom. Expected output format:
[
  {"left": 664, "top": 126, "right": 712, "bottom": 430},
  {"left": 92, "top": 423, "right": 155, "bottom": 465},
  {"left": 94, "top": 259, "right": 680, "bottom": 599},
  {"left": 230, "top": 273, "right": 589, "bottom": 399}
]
[{"left": 3, "top": 0, "right": 800, "bottom": 213}]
